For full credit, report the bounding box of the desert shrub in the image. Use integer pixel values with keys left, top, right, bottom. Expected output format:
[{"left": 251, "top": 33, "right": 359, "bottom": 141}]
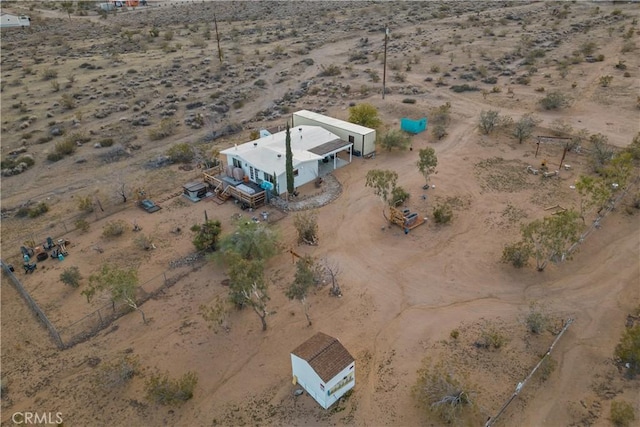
[
  {"left": 449, "top": 84, "right": 479, "bottom": 93},
  {"left": 50, "top": 80, "right": 60, "bottom": 92},
  {"left": 99, "top": 138, "right": 114, "bottom": 147},
  {"left": 75, "top": 218, "right": 90, "bottom": 233},
  {"left": 15, "top": 207, "right": 30, "bottom": 218},
  {"left": 77, "top": 195, "right": 94, "bottom": 213},
  {"left": 166, "top": 143, "right": 195, "bottom": 163},
  {"left": 191, "top": 36, "right": 206, "bottom": 48},
  {"left": 450, "top": 329, "right": 460, "bottom": 340},
  {"left": 615, "top": 324, "right": 640, "bottom": 377},
  {"left": 378, "top": 130, "right": 411, "bottom": 152},
  {"left": 28, "top": 202, "right": 49, "bottom": 218},
  {"left": 145, "top": 371, "right": 197, "bottom": 405},
  {"left": 133, "top": 233, "right": 153, "bottom": 250},
  {"left": 191, "top": 220, "right": 222, "bottom": 252},
  {"left": 60, "top": 266, "right": 82, "bottom": 288},
  {"left": 393, "top": 71, "right": 407, "bottom": 82},
  {"left": 163, "top": 30, "right": 174, "bottom": 41},
  {"left": 502, "top": 241, "right": 532, "bottom": 268},
  {"left": 102, "top": 220, "right": 127, "bottom": 238},
  {"left": 254, "top": 79, "right": 266, "bottom": 87},
  {"left": 430, "top": 65, "right": 440, "bottom": 73},
  {"left": 539, "top": 91, "right": 569, "bottom": 110},
  {"left": 60, "top": 94, "right": 75, "bottom": 110},
  {"left": 538, "top": 357, "right": 557, "bottom": 382},
  {"left": 589, "top": 133, "right": 614, "bottom": 172},
  {"left": 402, "top": 98, "right": 416, "bottom": 104},
  {"left": 599, "top": 75, "right": 613, "bottom": 87},
  {"left": 47, "top": 152, "right": 64, "bottom": 162},
  {"left": 36, "top": 135, "right": 53, "bottom": 144},
  {"left": 611, "top": 401, "right": 636, "bottom": 427},
  {"left": 15, "top": 155, "right": 35, "bottom": 167},
  {"left": 476, "top": 325, "right": 506, "bottom": 350},
  {"left": 430, "top": 102, "right": 451, "bottom": 140},
  {"left": 41, "top": 68, "right": 58, "bottom": 81},
  {"left": 54, "top": 139, "right": 76, "bottom": 156},
  {"left": 318, "top": 64, "right": 341, "bottom": 77},
  {"left": 621, "top": 41, "right": 636, "bottom": 53},
  {"left": 97, "top": 354, "right": 141, "bottom": 388},
  {"left": 516, "top": 75, "right": 531, "bottom": 85},
  {"left": 392, "top": 186, "right": 410, "bottom": 206},
  {"left": 293, "top": 210, "right": 319, "bottom": 245},
  {"left": 433, "top": 203, "right": 453, "bottom": 224},
  {"left": 149, "top": 119, "right": 177, "bottom": 141},
  {"left": 413, "top": 361, "right": 474, "bottom": 424},
  {"left": 526, "top": 302, "right": 549, "bottom": 334}
]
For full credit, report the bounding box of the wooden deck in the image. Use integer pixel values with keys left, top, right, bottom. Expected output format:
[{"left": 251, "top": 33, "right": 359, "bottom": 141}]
[{"left": 203, "top": 166, "right": 267, "bottom": 208}]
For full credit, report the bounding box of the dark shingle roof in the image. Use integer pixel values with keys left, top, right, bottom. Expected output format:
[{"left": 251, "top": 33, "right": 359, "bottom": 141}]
[{"left": 291, "top": 332, "right": 354, "bottom": 382}]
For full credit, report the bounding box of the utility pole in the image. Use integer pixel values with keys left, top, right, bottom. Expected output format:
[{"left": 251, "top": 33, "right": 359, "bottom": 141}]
[
  {"left": 382, "top": 26, "right": 389, "bottom": 99},
  {"left": 213, "top": 12, "right": 222, "bottom": 62}
]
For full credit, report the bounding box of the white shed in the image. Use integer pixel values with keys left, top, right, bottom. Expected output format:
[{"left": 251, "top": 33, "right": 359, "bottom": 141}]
[
  {"left": 291, "top": 332, "right": 355, "bottom": 409},
  {"left": 0, "top": 13, "right": 30, "bottom": 29},
  {"left": 292, "top": 109, "right": 377, "bottom": 157}
]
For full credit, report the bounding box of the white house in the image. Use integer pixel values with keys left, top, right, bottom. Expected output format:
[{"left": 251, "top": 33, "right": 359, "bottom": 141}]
[
  {"left": 291, "top": 332, "right": 355, "bottom": 409},
  {"left": 292, "top": 109, "right": 377, "bottom": 157},
  {"left": 0, "top": 13, "right": 30, "bottom": 29},
  {"left": 219, "top": 125, "right": 352, "bottom": 195}
]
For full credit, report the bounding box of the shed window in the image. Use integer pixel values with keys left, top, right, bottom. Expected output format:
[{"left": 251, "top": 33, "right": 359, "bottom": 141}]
[
  {"left": 293, "top": 169, "right": 299, "bottom": 177},
  {"left": 348, "top": 135, "right": 355, "bottom": 143}
]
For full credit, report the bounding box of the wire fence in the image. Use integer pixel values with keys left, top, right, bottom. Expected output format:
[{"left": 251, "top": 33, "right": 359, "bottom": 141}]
[
  {"left": 565, "top": 176, "right": 639, "bottom": 258},
  {"left": 1, "top": 253, "right": 205, "bottom": 350},
  {"left": 1, "top": 260, "right": 64, "bottom": 349}
]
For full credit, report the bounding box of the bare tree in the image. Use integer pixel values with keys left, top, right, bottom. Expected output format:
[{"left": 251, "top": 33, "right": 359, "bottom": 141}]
[{"left": 323, "top": 258, "right": 342, "bottom": 297}]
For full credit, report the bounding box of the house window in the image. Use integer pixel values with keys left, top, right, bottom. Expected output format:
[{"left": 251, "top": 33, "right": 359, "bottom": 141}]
[
  {"left": 255, "top": 169, "right": 262, "bottom": 183},
  {"left": 232, "top": 158, "right": 241, "bottom": 168},
  {"left": 293, "top": 169, "right": 299, "bottom": 177},
  {"left": 348, "top": 135, "right": 355, "bottom": 143},
  {"left": 264, "top": 173, "right": 275, "bottom": 184},
  {"left": 320, "top": 384, "right": 325, "bottom": 391},
  {"left": 249, "top": 166, "right": 255, "bottom": 181}
]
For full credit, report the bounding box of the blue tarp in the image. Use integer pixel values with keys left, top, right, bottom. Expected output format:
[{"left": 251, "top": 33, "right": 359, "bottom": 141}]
[{"left": 401, "top": 117, "right": 427, "bottom": 134}]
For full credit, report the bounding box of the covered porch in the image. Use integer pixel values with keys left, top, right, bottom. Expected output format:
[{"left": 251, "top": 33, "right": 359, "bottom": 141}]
[{"left": 309, "top": 140, "right": 353, "bottom": 177}]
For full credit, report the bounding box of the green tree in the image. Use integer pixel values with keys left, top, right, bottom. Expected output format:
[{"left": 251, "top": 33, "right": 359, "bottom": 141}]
[
  {"left": 191, "top": 219, "right": 222, "bottom": 252},
  {"left": 601, "top": 152, "right": 634, "bottom": 189},
  {"left": 575, "top": 175, "right": 611, "bottom": 222},
  {"left": 615, "top": 324, "right": 640, "bottom": 377},
  {"left": 417, "top": 147, "right": 438, "bottom": 186},
  {"left": 83, "top": 264, "right": 146, "bottom": 323},
  {"left": 478, "top": 110, "right": 500, "bottom": 135},
  {"left": 513, "top": 113, "right": 539, "bottom": 144},
  {"left": 285, "top": 122, "right": 294, "bottom": 195},
  {"left": 348, "top": 103, "right": 382, "bottom": 129},
  {"left": 286, "top": 256, "right": 317, "bottom": 326},
  {"left": 521, "top": 210, "right": 582, "bottom": 271},
  {"left": 219, "top": 221, "right": 279, "bottom": 261},
  {"left": 378, "top": 130, "right": 411, "bottom": 151},
  {"left": 365, "top": 169, "right": 398, "bottom": 208},
  {"left": 226, "top": 254, "right": 269, "bottom": 330}
]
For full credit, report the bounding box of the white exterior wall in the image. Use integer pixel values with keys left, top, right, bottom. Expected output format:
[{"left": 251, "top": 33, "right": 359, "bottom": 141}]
[
  {"left": 224, "top": 154, "right": 317, "bottom": 195},
  {"left": 291, "top": 355, "right": 327, "bottom": 408},
  {"left": 1, "top": 14, "right": 30, "bottom": 28},
  {"left": 291, "top": 355, "right": 355, "bottom": 409},
  {"left": 292, "top": 112, "right": 376, "bottom": 156},
  {"left": 324, "top": 362, "right": 355, "bottom": 408}
]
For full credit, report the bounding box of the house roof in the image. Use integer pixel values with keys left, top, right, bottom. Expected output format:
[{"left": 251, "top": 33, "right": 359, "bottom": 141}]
[
  {"left": 220, "top": 125, "right": 341, "bottom": 176},
  {"left": 295, "top": 109, "right": 376, "bottom": 136},
  {"left": 292, "top": 332, "right": 354, "bottom": 382}
]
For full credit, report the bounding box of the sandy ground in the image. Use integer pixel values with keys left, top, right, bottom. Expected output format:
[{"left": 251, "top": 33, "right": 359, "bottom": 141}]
[{"left": 1, "top": 1, "right": 639, "bottom": 426}]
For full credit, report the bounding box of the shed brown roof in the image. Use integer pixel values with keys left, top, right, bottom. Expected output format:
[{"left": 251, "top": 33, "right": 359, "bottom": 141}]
[{"left": 291, "top": 332, "right": 354, "bottom": 383}]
